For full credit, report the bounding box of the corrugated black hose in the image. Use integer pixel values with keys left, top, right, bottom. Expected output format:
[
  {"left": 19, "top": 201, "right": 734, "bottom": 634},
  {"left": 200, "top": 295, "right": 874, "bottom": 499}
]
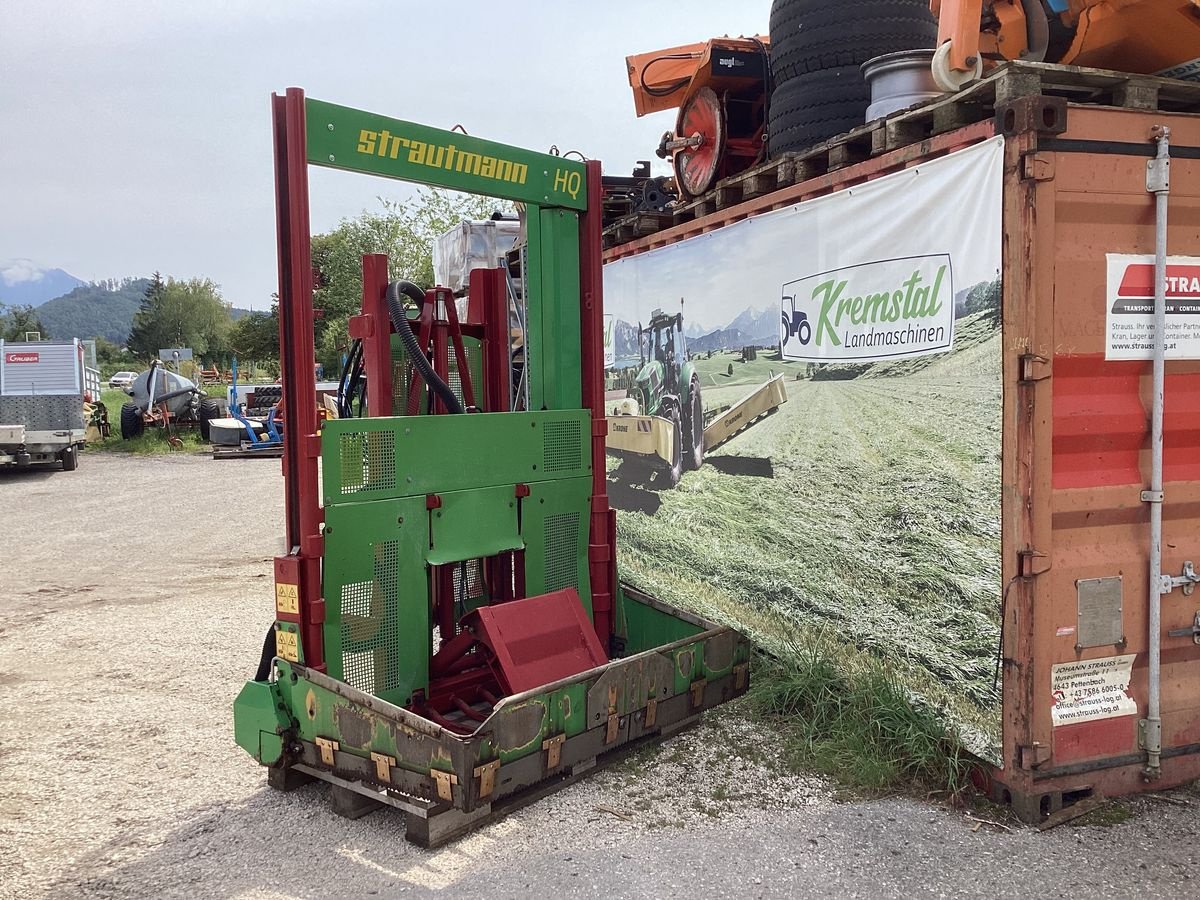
[{"left": 386, "top": 280, "right": 464, "bottom": 415}]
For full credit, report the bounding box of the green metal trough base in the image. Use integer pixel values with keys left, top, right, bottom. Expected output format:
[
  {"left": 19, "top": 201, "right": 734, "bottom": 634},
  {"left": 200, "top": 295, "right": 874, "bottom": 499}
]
[{"left": 235, "top": 586, "right": 750, "bottom": 847}]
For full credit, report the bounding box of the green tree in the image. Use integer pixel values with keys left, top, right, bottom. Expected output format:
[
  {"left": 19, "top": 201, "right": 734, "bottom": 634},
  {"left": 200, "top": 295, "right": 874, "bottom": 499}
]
[
  {"left": 127, "top": 275, "right": 233, "bottom": 362},
  {"left": 0, "top": 303, "right": 48, "bottom": 341},
  {"left": 964, "top": 277, "right": 1001, "bottom": 323},
  {"left": 310, "top": 189, "right": 510, "bottom": 371},
  {"left": 229, "top": 309, "right": 280, "bottom": 365}
]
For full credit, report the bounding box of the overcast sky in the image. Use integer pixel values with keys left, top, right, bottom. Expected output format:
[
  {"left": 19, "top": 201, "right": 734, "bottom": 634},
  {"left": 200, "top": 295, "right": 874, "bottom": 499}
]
[{"left": 1, "top": 1, "right": 766, "bottom": 309}]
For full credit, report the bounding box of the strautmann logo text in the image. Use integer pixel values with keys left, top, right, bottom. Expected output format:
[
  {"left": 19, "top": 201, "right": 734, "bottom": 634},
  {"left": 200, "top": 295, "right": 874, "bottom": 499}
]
[{"left": 780, "top": 255, "right": 954, "bottom": 363}]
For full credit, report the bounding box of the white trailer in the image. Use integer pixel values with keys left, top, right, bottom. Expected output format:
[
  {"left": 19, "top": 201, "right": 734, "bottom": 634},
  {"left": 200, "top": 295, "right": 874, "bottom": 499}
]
[{"left": 0, "top": 339, "right": 95, "bottom": 471}]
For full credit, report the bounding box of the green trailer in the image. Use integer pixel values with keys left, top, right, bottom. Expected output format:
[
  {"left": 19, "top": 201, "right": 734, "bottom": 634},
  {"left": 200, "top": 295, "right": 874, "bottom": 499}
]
[{"left": 232, "top": 90, "right": 750, "bottom": 846}]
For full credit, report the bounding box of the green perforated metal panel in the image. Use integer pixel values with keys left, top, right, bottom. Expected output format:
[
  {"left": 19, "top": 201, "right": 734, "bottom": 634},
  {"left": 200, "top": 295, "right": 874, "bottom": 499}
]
[
  {"left": 323, "top": 495, "right": 429, "bottom": 706},
  {"left": 322, "top": 410, "right": 591, "bottom": 506}
]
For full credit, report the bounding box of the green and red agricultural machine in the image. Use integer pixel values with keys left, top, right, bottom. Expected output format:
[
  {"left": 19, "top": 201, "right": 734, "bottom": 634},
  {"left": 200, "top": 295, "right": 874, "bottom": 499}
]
[{"left": 232, "top": 90, "right": 750, "bottom": 846}]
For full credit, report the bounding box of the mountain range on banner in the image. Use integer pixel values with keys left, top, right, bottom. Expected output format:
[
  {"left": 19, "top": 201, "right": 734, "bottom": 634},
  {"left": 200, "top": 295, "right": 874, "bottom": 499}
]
[{"left": 613, "top": 284, "right": 994, "bottom": 355}]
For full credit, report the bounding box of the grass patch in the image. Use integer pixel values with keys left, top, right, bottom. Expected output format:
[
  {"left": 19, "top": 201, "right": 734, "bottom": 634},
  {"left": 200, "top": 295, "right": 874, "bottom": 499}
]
[
  {"left": 614, "top": 325, "right": 1004, "bottom": 792},
  {"left": 1070, "top": 802, "right": 1133, "bottom": 828},
  {"left": 86, "top": 386, "right": 221, "bottom": 455},
  {"left": 749, "top": 639, "right": 972, "bottom": 796}
]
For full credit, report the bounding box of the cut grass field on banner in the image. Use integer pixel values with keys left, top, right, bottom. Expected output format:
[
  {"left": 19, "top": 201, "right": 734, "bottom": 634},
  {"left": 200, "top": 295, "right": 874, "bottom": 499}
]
[{"left": 615, "top": 315, "right": 1002, "bottom": 793}]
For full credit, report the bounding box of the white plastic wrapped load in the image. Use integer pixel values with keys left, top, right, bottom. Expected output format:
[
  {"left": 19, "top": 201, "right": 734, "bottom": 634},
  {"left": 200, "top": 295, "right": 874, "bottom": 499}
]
[{"left": 433, "top": 218, "right": 521, "bottom": 293}]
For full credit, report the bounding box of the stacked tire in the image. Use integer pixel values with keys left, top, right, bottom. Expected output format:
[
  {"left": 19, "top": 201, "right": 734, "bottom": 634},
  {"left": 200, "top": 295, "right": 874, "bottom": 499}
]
[
  {"left": 767, "top": 0, "right": 938, "bottom": 157},
  {"left": 247, "top": 385, "right": 282, "bottom": 418}
]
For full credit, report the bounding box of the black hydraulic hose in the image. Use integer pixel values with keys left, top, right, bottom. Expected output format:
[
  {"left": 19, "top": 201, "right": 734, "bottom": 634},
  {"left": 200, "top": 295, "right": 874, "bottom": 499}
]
[
  {"left": 639, "top": 52, "right": 697, "bottom": 98},
  {"left": 337, "top": 338, "right": 362, "bottom": 418},
  {"left": 347, "top": 354, "right": 365, "bottom": 417},
  {"left": 386, "top": 280, "right": 464, "bottom": 414}
]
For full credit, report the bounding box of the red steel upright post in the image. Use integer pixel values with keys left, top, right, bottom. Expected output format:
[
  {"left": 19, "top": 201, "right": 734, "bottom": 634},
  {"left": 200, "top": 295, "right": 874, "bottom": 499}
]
[
  {"left": 578, "top": 160, "right": 617, "bottom": 650},
  {"left": 349, "top": 254, "right": 393, "bottom": 418},
  {"left": 272, "top": 88, "right": 325, "bottom": 670}
]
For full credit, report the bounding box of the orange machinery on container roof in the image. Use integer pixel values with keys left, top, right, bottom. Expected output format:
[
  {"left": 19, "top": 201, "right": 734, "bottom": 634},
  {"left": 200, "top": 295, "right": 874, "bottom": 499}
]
[
  {"left": 626, "top": 35, "right": 771, "bottom": 199},
  {"left": 930, "top": 0, "right": 1200, "bottom": 90}
]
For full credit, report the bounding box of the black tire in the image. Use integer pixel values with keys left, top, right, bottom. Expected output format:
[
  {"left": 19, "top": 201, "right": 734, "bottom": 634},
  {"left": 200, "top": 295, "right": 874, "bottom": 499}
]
[
  {"left": 198, "top": 398, "right": 222, "bottom": 441},
  {"left": 664, "top": 406, "right": 683, "bottom": 487},
  {"left": 120, "top": 403, "right": 144, "bottom": 440},
  {"left": 768, "top": 67, "right": 870, "bottom": 157},
  {"left": 682, "top": 376, "right": 704, "bottom": 471},
  {"left": 60, "top": 445, "right": 78, "bottom": 471},
  {"left": 769, "top": 0, "right": 938, "bottom": 85}
]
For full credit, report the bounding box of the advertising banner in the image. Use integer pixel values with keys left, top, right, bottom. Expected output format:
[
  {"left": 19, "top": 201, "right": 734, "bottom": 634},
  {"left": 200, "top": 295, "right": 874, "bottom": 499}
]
[
  {"left": 1105, "top": 254, "right": 1200, "bottom": 360},
  {"left": 602, "top": 138, "right": 1005, "bottom": 757}
]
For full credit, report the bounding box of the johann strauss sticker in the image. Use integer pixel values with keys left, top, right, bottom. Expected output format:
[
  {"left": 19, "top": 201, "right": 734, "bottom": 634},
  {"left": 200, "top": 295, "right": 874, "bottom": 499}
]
[{"left": 780, "top": 254, "right": 955, "bottom": 363}]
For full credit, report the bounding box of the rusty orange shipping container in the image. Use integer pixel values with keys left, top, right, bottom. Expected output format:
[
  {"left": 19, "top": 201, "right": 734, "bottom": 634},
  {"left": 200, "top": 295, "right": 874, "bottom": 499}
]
[{"left": 604, "top": 63, "right": 1200, "bottom": 820}]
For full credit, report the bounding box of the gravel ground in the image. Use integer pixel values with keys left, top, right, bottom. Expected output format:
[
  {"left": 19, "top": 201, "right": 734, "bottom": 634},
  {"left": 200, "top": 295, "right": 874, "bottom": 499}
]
[{"left": 2, "top": 453, "right": 1198, "bottom": 899}]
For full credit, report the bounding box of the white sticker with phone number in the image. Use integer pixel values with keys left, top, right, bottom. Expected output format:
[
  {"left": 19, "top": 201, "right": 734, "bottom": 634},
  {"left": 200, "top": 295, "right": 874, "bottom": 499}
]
[{"left": 1051, "top": 654, "right": 1137, "bottom": 726}]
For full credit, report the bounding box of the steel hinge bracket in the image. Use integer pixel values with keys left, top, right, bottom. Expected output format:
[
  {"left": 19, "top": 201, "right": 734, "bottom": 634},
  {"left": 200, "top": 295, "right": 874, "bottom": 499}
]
[
  {"left": 689, "top": 678, "right": 708, "bottom": 709},
  {"left": 1162, "top": 561, "right": 1198, "bottom": 597},
  {"left": 1147, "top": 158, "right": 1170, "bottom": 194},
  {"left": 1019, "top": 353, "right": 1051, "bottom": 383},
  {"left": 734, "top": 662, "right": 749, "bottom": 691},
  {"left": 1022, "top": 152, "right": 1056, "bottom": 182},
  {"left": 370, "top": 752, "right": 396, "bottom": 782},
  {"left": 542, "top": 733, "right": 566, "bottom": 769},
  {"left": 315, "top": 737, "right": 339, "bottom": 766},
  {"left": 1019, "top": 742, "right": 1051, "bottom": 769},
  {"left": 644, "top": 698, "right": 658, "bottom": 728},
  {"left": 473, "top": 760, "right": 500, "bottom": 799},
  {"left": 431, "top": 768, "right": 458, "bottom": 802},
  {"left": 1139, "top": 718, "right": 1163, "bottom": 753},
  {"left": 1019, "top": 549, "right": 1051, "bottom": 577}
]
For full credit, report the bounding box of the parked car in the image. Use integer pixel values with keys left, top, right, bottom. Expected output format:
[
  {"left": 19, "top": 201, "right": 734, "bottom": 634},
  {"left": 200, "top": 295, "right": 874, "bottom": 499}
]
[{"left": 109, "top": 371, "right": 138, "bottom": 389}]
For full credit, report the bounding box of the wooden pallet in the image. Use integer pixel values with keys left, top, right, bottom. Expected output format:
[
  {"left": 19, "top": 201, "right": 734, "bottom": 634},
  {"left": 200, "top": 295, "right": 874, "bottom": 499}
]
[
  {"left": 211, "top": 443, "right": 283, "bottom": 459},
  {"left": 603, "top": 61, "right": 1200, "bottom": 249}
]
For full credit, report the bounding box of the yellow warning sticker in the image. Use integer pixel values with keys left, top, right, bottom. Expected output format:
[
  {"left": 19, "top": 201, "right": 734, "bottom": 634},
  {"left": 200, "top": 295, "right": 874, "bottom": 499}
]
[
  {"left": 275, "top": 582, "right": 300, "bottom": 615},
  {"left": 276, "top": 628, "right": 299, "bottom": 662}
]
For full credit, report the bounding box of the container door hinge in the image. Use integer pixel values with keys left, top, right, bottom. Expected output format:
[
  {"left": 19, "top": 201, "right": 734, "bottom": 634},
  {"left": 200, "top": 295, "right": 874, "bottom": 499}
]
[
  {"left": 315, "top": 737, "right": 339, "bottom": 766},
  {"left": 1019, "top": 743, "right": 1051, "bottom": 769},
  {"left": 1022, "top": 152, "right": 1056, "bottom": 182},
  {"left": 1161, "top": 561, "right": 1198, "bottom": 597},
  {"left": 1019, "top": 549, "right": 1051, "bottom": 577},
  {"left": 1019, "top": 354, "right": 1051, "bottom": 383}
]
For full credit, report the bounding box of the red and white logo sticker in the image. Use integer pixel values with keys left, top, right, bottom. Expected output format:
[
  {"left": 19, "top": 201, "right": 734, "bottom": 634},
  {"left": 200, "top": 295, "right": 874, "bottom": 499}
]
[
  {"left": 1116, "top": 264, "right": 1200, "bottom": 301},
  {"left": 4, "top": 352, "right": 39, "bottom": 364},
  {"left": 1106, "top": 254, "right": 1200, "bottom": 360}
]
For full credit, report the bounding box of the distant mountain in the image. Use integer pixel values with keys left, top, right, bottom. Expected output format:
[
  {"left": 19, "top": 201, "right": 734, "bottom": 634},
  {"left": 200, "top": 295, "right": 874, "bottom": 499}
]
[
  {"left": 37, "top": 279, "right": 149, "bottom": 343},
  {"left": 0, "top": 260, "right": 85, "bottom": 307},
  {"left": 613, "top": 318, "right": 641, "bottom": 362},
  {"left": 690, "top": 327, "right": 757, "bottom": 353},
  {"left": 723, "top": 305, "right": 778, "bottom": 341}
]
